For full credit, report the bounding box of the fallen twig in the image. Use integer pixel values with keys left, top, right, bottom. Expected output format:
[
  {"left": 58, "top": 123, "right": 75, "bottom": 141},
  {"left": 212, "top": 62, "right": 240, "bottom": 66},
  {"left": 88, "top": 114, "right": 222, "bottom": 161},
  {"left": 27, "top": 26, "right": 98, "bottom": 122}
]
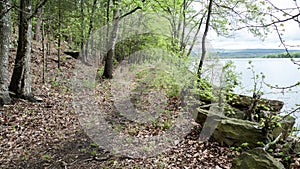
[{"left": 263, "top": 132, "right": 282, "bottom": 151}]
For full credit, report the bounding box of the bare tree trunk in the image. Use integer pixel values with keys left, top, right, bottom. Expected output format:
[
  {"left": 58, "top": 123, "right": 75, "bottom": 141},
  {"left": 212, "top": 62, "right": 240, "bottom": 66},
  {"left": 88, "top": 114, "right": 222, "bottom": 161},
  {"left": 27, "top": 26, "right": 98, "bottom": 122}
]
[
  {"left": 68, "top": 34, "right": 72, "bottom": 48},
  {"left": 42, "top": 8, "right": 46, "bottom": 83},
  {"left": 187, "top": 13, "right": 206, "bottom": 57},
  {"left": 197, "top": 0, "right": 213, "bottom": 80},
  {"left": 0, "top": 0, "right": 12, "bottom": 105},
  {"left": 9, "top": 0, "right": 34, "bottom": 100},
  {"left": 88, "top": 0, "right": 97, "bottom": 38},
  {"left": 34, "top": 7, "right": 43, "bottom": 42},
  {"left": 81, "top": 0, "right": 85, "bottom": 49},
  {"left": 106, "top": 0, "right": 110, "bottom": 41},
  {"left": 102, "top": 0, "right": 120, "bottom": 79},
  {"left": 179, "top": 0, "right": 186, "bottom": 55},
  {"left": 84, "top": 0, "right": 97, "bottom": 63},
  {"left": 57, "top": 0, "right": 61, "bottom": 69}
]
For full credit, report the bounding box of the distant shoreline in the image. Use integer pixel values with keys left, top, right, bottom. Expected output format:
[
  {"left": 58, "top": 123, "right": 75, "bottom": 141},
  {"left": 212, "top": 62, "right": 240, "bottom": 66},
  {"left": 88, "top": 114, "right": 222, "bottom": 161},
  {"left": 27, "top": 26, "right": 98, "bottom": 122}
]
[{"left": 211, "top": 49, "right": 300, "bottom": 58}]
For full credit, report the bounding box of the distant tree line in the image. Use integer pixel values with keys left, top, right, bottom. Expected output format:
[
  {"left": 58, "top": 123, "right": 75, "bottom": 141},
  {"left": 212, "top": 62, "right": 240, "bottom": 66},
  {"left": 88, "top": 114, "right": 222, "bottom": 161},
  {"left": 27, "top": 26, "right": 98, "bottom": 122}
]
[{"left": 263, "top": 52, "right": 300, "bottom": 58}]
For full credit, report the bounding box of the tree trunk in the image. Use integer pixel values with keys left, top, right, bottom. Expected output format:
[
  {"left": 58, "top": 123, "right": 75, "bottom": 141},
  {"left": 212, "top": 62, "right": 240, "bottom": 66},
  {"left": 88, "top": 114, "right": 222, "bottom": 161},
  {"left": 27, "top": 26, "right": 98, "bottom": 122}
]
[
  {"left": 80, "top": 0, "right": 87, "bottom": 63},
  {"left": 68, "top": 34, "right": 73, "bottom": 48},
  {"left": 42, "top": 8, "right": 46, "bottom": 83},
  {"left": 102, "top": 0, "right": 120, "bottom": 79},
  {"left": 9, "top": 0, "right": 34, "bottom": 100},
  {"left": 197, "top": 0, "right": 213, "bottom": 80},
  {"left": 179, "top": 0, "right": 187, "bottom": 55},
  {"left": 34, "top": 7, "right": 43, "bottom": 42},
  {"left": 187, "top": 12, "right": 206, "bottom": 57},
  {"left": 88, "top": 0, "right": 97, "bottom": 38},
  {"left": 57, "top": 0, "right": 61, "bottom": 69},
  {"left": 0, "top": 0, "right": 12, "bottom": 105}
]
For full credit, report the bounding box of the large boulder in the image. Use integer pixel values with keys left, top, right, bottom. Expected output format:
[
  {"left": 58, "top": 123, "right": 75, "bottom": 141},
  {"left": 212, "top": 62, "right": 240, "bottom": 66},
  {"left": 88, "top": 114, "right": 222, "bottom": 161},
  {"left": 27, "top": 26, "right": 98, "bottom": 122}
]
[
  {"left": 227, "top": 94, "right": 284, "bottom": 112},
  {"left": 232, "top": 148, "right": 285, "bottom": 169},
  {"left": 196, "top": 109, "right": 295, "bottom": 148},
  {"left": 272, "top": 115, "right": 295, "bottom": 140},
  {"left": 196, "top": 109, "right": 265, "bottom": 147}
]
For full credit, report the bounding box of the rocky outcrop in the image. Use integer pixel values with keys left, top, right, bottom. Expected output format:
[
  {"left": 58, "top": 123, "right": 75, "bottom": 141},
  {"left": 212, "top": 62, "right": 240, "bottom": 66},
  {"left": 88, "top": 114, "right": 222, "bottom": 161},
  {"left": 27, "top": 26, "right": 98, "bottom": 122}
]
[
  {"left": 231, "top": 148, "right": 285, "bottom": 169},
  {"left": 196, "top": 109, "right": 265, "bottom": 147},
  {"left": 272, "top": 115, "right": 295, "bottom": 140},
  {"left": 196, "top": 109, "right": 295, "bottom": 148},
  {"left": 227, "top": 94, "right": 284, "bottom": 112}
]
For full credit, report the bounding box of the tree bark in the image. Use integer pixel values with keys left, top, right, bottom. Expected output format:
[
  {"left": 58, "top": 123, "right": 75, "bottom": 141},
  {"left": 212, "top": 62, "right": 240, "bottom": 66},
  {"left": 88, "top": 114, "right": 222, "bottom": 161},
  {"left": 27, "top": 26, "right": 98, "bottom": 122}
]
[
  {"left": 88, "top": 0, "right": 97, "bottom": 38},
  {"left": 197, "top": 0, "right": 213, "bottom": 80},
  {"left": 179, "top": 0, "right": 187, "bottom": 55},
  {"left": 57, "top": 0, "right": 61, "bottom": 69},
  {"left": 80, "top": 0, "right": 87, "bottom": 63},
  {"left": 0, "top": 0, "right": 12, "bottom": 105},
  {"left": 68, "top": 34, "right": 73, "bottom": 48},
  {"left": 34, "top": 7, "right": 43, "bottom": 42},
  {"left": 102, "top": 0, "right": 120, "bottom": 79},
  {"left": 187, "top": 12, "right": 206, "bottom": 57},
  {"left": 9, "top": 0, "right": 33, "bottom": 100},
  {"left": 42, "top": 9, "right": 46, "bottom": 83}
]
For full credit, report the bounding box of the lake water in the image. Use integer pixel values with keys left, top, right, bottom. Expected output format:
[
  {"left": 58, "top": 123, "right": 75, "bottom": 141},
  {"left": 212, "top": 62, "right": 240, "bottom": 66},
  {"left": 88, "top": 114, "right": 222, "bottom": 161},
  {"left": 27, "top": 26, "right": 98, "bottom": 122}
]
[{"left": 220, "top": 58, "right": 300, "bottom": 132}]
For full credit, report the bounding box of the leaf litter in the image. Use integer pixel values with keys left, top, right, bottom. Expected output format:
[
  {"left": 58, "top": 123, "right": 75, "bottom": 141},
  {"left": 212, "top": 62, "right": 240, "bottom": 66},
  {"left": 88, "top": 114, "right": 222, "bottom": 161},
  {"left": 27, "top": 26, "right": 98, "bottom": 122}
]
[{"left": 0, "top": 42, "right": 234, "bottom": 168}]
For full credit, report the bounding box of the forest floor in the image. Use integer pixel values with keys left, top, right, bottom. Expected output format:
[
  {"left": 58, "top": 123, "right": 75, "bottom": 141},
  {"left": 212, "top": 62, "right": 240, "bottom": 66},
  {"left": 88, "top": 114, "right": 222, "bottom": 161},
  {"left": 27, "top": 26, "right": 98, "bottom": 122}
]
[{"left": 0, "top": 41, "right": 234, "bottom": 168}]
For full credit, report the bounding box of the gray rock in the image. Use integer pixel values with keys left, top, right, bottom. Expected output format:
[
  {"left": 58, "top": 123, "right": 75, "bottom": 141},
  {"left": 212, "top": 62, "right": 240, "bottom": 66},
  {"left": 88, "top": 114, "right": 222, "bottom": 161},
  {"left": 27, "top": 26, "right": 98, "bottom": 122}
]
[
  {"left": 272, "top": 115, "right": 295, "bottom": 140},
  {"left": 227, "top": 94, "right": 284, "bottom": 112},
  {"left": 196, "top": 109, "right": 295, "bottom": 148},
  {"left": 232, "top": 148, "right": 285, "bottom": 169},
  {"left": 196, "top": 109, "right": 265, "bottom": 147}
]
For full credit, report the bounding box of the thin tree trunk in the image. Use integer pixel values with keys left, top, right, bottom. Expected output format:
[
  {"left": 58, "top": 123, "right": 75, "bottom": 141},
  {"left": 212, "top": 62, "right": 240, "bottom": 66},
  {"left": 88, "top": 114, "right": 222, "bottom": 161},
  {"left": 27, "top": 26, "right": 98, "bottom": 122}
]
[
  {"left": 80, "top": 0, "right": 87, "bottom": 63},
  {"left": 179, "top": 0, "right": 186, "bottom": 55},
  {"left": 68, "top": 34, "right": 72, "bottom": 48},
  {"left": 88, "top": 0, "right": 97, "bottom": 38},
  {"left": 120, "top": 20, "right": 125, "bottom": 61},
  {"left": 197, "top": 0, "right": 213, "bottom": 80},
  {"left": 34, "top": 7, "right": 43, "bottom": 42},
  {"left": 106, "top": 0, "right": 110, "bottom": 42},
  {"left": 57, "top": 0, "right": 61, "bottom": 69},
  {"left": 9, "top": 0, "right": 34, "bottom": 100},
  {"left": 187, "top": 12, "right": 206, "bottom": 57},
  {"left": 84, "top": 0, "right": 97, "bottom": 63},
  {"left": 102, "top": 0, "right": 120, "bottom": 79},
  {"left": 0, "top": 0, "right": 12, "bottom": 105},
  {"left": 42, "top": 7, "right": 45, "bottom": 83},
  {"left": 81, "top": 0, "right": 85, "bottom": 49}
]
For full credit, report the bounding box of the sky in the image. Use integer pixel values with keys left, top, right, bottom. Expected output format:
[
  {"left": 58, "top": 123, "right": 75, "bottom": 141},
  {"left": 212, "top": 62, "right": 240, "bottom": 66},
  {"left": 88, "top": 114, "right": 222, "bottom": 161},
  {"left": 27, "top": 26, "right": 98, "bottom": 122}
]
[{"left": 208, "top": 0, "right": 300, "bottom": 49}]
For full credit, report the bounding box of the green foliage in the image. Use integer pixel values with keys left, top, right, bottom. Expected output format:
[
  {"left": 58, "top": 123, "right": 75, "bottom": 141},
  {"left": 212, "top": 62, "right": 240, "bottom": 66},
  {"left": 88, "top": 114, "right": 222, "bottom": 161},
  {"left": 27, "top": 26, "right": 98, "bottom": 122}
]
[
  {"left": 135, "top": 68, "right": 181, "bottom": 98},
  {"left": 97, "top": 66, "right": 105, "bottom": 77},
  {"left": 162, "top": 120, "right": 172, "bottom": 129},
  {"left": 230, "top": 142, "right": 250, "bottom": 156},
  {"left": 51, "top": 80, "right": 60, "bottom": 87},
  {"left": 90, "top": 143, "right": 99, "bottom": 148},
  {"left": 196, "top": 78, "right": 215, "bottom": 101},
  {"left": 41, "top": 154, "right": 52, "bottom": 160},
  {"left": 222, "top": 61, "right": 241, "bottom": 92},
  {"left": 90, "top": 150, "right": 97, "bottom": 156},
  {"left": 240, "top": 142, "right": 249, "bottom": 148},
  {"left": 115, "top": 34, "right": 172, "bottom": 62},
  {"left": 82, "top": 79, "right": 97, "bottom": 88},
  {"left": 152, "top": 70, "right": 180, "bottom": 98},
  {"left": 21, "top": 156, "right": 27, "bottom": 161}
]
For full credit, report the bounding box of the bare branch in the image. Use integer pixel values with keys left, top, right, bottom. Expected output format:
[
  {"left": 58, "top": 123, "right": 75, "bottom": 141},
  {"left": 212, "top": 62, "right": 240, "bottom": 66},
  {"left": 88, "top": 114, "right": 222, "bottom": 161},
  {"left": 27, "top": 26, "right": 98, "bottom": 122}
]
[
  {"left": 282, "top": 107, "right": 300, "bottom": 120},
  {"left": 273, "top": 23, "right": 300, "bottom": 66},
  {"left": 264, "top": 80, "right": 300, "bottom": 90},
  {"left": 263, "top": 133, "right": 282, "bottom": 151}
]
